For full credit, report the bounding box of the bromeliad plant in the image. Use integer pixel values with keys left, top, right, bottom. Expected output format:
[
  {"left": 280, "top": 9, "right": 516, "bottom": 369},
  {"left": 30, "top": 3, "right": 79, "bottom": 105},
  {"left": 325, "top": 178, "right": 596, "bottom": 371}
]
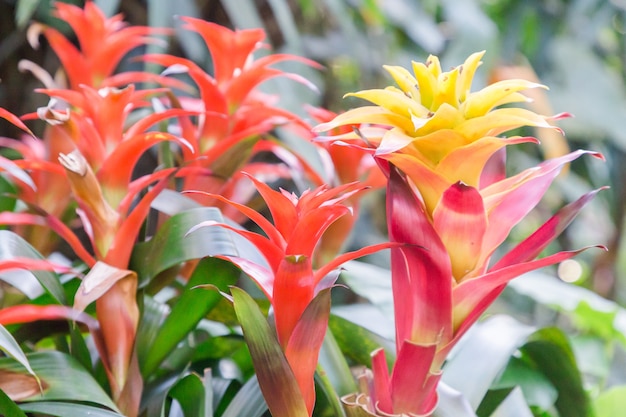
[
  {"left": 0, "top": 2, "right": 606, "bottom": 417},
  {"left": 315, "top": 51, "right": 605, "bottom": 416}
]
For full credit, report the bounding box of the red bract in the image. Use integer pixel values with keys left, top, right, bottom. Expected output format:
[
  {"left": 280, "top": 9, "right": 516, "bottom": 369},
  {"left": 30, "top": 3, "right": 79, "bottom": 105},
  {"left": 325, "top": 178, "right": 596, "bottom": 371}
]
[
  {"left": 188, "top": 174, "right": 395, "bottom": 416},
  {"left": 142, "top": 18, "right": 321, "bottom": 206},
  {"left": 25, "top": 0, "right": 172, "bottom": 89}
]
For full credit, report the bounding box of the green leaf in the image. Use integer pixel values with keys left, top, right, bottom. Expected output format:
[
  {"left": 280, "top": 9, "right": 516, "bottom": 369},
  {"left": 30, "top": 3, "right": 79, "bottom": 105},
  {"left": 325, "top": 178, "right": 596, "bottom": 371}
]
[
  {"left": 593, "top": 386, "right": 626, "bottom": 416},
  {"left": 521, "top": 327, "right": 590, "bottom": 417},
  {"left": 15, "top": 0, "right": 40, "bottom": 31},
  {"left": 0, "top": 230, "right": 66, "bottom": 304},
  {"left": 130, "top": 207, "right": 237, "bottom": 286},
  {"left": 328, "top": 313, "right": 395, "bottom": 370},
  {"left": 140, "top": 258, "right": 241, "bottom": 377},
  {"left": 0, "top": 388, "right": 27, "bottom": 417},
  {"left": 318, "top": 330, "right": 357, "bottom": 396},
  {"left": 20, "top": 402, "right": 124, "bottom": 417},
  {"left": 491, "top": 357, "right": 557, "bottom": 411},
  {"left": 221, "top": 376, "right": 268, "bottom": 417},
  {"left": 0, "top": 175, "right": 17, "bottom": 215},
  {"left": 68, "top": 324, "right": 93, "bottom": 374},
  {"left": 166, "top": 373, "right": 207, "bottom": 417},
  {"left": 231, "top": 286, "right": 309, "bottom": 417},
  {"left": 572, "top": 300, "right": 624, "bottom": 342},
  {"left": 442, "top": 315, "right": 535, "bottom": 411},
  {"left": 0, "top": 324, "right": 37, "bottom": 379},
  {"left": 0, "top": 351, "right": 119, "bottom": 412}
]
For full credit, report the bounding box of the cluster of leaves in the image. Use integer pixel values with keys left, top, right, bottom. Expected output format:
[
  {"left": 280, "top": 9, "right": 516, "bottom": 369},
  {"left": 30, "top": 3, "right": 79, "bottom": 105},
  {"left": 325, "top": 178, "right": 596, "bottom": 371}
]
[{"left": 0, "top": 1, "right": 625, "bottom": 417}]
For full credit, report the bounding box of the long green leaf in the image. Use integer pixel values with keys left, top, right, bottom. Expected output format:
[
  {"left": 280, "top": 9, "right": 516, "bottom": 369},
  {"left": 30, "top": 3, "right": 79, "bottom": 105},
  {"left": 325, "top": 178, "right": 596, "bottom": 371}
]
[
  {"left": 231, "top": 287, "right": 309, "bottom": 417},
  {"left": 141, "top": 258, "right": 241, "bottom": 377},
  {"left": 221, "top": 376, "right": 267, "bottom": 417},
  {"left": 490, "top": 356, "right": 557, "bottom": 411},
  {"left": 131, "top": 207, "right": 237, "bottom": 286},
  {"left": 0, "top": 230, "right": 66, "bottom": 304},
  {"left": 0, "top": 351, "right": 119, "bottom": 412},
  {"left": 0, "top": 388, "right": 27, "bottom": 417},
  {"left": 318, "top": 330, "right": 357, "bottom": 396},
  {"left": 521, "top": 327, "right": 590, "bottom": 417},
  {"left": 0, "top": 175, "right": 17, "bottom": 215},
  {"left": 20, "top": 402, "right": 124, "bottom": 417},
  {"left": 328, "top": 313, "right": 395, "bottom": 370},
  {"left": 0, "top": 324, "right": 37, "bottom": 379},
  {"left": 165, "top": 373, "right": 207, "bottom": 417}
]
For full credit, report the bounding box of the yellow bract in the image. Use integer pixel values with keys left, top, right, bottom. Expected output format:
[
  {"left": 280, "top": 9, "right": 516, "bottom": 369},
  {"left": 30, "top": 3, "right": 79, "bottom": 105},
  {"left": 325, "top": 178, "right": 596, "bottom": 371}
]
[{"left": 317, "top": 51, "right": 552, "bottom": 162}]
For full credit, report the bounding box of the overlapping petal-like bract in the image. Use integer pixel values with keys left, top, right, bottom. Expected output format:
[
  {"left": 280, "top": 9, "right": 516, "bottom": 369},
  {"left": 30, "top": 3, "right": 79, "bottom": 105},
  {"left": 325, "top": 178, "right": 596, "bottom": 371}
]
[
  {"left": 316, "top": 52, "right": 604, "bottom": 416},
  {"left": 188, "top": 175, "right": 394, "bottom": 416},
  {"left": 26, "top": 1, "right": 171, "bottom": 89},
  {"left": 142, "top": 18, "right": 321, "bottom": 208}
]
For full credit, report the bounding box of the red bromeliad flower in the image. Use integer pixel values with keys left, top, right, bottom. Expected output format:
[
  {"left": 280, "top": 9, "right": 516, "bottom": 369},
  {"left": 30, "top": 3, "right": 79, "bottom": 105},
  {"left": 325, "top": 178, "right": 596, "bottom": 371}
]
[
  {"left": 142, "top": 18, "right": 321, "bottom": 204},
  {"left": 188, "top": 174, "right": 395, "bottom": 417},
  {"left": 316, "top": 52, "right": 605, "bottom": 416},
  {"left": 2, "top": 9, "right": 194, "bottom": 414},
  {"left": 24, "top": 0, "right": 176, "bottom": 90}
]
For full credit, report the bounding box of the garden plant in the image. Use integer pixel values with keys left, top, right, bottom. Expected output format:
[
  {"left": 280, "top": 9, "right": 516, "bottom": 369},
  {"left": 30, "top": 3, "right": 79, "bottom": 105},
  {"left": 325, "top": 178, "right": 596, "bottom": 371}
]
[{"left": 0, "top": 1, "right": 623, "bottom": 417}]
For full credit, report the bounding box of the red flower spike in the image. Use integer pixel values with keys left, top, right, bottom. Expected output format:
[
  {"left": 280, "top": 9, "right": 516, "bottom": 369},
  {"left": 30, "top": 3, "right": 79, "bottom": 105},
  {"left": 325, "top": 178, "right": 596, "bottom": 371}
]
[
  {"left": 433, "top": 182, "right": 487, "bottom": 281},
  {"left": 386, "top": 168, "right": 453, "bottom": 347},
  {"left": 38, "top": 1, "right": 169, "bottom": 89},
  {"left": 189, "top": 176, "right": 394, "bottom": 417}
]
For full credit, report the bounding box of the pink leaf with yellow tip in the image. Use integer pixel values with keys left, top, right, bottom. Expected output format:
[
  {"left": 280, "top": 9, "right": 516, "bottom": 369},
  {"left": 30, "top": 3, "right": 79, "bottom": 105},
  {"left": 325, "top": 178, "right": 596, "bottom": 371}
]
[
  {"left": 387, "top": 167, "right": 452, "bottom": 346},
  {"left": 433, "top": 182, "right": 487, "bottom": 280}
]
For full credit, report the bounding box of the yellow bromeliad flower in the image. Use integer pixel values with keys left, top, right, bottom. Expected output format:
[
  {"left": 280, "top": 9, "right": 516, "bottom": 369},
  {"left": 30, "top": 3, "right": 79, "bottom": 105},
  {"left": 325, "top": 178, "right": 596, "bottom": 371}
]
[
  {"left": 316, "top": 52, "right": 602, "bottom": 417},
  {"left": 315, "top": 51, "right": 563, "bottom": 215}
]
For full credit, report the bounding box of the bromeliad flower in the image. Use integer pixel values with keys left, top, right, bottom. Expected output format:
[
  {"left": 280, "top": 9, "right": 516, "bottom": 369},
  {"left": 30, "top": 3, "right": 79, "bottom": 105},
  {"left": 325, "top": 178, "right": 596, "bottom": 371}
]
[
  {"left": 316, "top": 52, "right": 605, "bottom": 416},
  {"left": 24, "top": 0, "right": 175, "bottom": 90},
  {"left": 143, "top": 18, "right": 321, "bottom": 203},
  {"left": 187, "top": 175, "right": 395, "bottom": 417}
]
